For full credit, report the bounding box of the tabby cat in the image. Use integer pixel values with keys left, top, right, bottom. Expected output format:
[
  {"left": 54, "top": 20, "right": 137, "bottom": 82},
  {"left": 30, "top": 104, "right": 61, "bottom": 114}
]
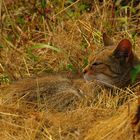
[{"left": 83, "top": 33, "right": 140, "bottom": 127}]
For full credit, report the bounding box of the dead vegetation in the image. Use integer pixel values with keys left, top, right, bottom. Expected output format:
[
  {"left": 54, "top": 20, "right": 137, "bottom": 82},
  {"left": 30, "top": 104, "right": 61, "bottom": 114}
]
[{"left": 0, "top": 0, "right": 140, "bottom": 139}]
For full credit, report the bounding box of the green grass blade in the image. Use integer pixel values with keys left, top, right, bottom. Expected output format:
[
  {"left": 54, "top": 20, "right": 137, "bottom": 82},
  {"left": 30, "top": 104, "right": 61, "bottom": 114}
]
[
  {"left": 31, "top": 44, "right": 61, "bottom": 52},
  {"left": 131, "top": 64, "right": 140, "bottom": 83}
]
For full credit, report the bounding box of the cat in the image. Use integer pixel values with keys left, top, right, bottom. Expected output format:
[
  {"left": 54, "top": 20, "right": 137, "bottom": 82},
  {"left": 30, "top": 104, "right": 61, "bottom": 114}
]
[
  {"left": 1, "top": 33, "right": 140, "bottom": 130},
  {"left": 83, "top": 33, "right": 140, "bottom": 129}
]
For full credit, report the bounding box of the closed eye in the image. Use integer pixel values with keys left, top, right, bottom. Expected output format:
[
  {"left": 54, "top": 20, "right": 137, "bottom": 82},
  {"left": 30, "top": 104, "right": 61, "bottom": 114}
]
[{"left": 92, "top": 62, "right": 103, "bottom": 66}]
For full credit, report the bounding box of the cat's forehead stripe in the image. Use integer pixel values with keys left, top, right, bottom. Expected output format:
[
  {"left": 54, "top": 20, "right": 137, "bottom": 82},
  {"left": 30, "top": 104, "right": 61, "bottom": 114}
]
[{"left": 89, "top": 48, "right": 113, "bottom": 62}]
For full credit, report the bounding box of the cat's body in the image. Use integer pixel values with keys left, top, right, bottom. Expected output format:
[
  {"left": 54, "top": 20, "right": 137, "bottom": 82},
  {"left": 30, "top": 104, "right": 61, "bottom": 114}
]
[{"left": 1, "top": 74, "right": 87, "bottom": 112}]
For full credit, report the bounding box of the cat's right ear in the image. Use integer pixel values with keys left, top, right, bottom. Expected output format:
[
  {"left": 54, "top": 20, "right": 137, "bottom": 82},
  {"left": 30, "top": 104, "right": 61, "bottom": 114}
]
[
  {"left": 113, "top": 39, "right": 133, "bottom": 65},
  {"left": 102, "top": 33, "right": 114, "bottom": 47}
]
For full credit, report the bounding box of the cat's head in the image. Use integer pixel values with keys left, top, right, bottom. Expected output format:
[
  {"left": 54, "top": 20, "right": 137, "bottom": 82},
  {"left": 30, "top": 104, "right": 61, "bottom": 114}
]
[{"left": 83, "top": 33, "right": 134, "bottom": 88}]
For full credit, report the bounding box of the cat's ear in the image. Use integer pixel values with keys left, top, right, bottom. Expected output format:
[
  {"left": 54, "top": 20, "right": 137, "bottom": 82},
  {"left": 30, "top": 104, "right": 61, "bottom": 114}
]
[
  {"left": 102, "top": 33, "right": 114, "bottom": 47},
  {"left": 113, "top": 39, "right": 133, "bottom": 64}
]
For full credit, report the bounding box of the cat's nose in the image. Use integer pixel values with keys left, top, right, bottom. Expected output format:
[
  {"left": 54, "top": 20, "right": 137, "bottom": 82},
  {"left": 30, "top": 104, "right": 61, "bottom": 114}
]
[{"left": 83, "top": 68, "right": 87, "bottom": 74}]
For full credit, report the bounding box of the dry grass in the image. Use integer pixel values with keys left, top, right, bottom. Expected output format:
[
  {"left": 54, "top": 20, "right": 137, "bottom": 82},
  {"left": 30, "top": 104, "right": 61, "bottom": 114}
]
[{"left": 1, "top": 0, "right": 140, "bottom": 139}]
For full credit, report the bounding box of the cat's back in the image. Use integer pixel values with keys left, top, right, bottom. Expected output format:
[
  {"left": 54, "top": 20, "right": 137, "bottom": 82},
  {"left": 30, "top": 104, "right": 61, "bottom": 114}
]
[
  {"left": 8, "top": 74, "right": 71, "bottom": 92},
  {"left": 1, "top": 74, "right": 86, "bottom": 112}
]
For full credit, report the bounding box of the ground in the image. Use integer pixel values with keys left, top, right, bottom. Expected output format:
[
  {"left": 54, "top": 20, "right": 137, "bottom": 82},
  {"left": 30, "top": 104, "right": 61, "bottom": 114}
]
[{"left": 0, "top": 0, "right": 140, "bottom": 140}]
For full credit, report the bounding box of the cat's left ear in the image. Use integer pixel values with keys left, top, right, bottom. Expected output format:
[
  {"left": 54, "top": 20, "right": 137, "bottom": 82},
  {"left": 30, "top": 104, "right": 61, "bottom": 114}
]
[
  {"left": 102, "top": 33, "right": 114, "bottom": 47},
  {"left": 113, "top": 39, "right": 133, "bottom": 64}
]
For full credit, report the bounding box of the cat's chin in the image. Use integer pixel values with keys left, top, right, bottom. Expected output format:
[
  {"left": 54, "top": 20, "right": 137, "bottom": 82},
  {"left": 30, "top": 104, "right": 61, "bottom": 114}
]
[
  {"left": 83, "top": 73, "right": 95, "bottom": 82},
  {"left": 83, "top": 73, "right": 115, "bottom": 88}
]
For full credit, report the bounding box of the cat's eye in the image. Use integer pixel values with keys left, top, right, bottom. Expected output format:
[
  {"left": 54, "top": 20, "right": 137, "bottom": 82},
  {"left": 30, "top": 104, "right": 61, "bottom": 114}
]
[{"left": 92, "top": 62, "right": 103, "bottom": 66}]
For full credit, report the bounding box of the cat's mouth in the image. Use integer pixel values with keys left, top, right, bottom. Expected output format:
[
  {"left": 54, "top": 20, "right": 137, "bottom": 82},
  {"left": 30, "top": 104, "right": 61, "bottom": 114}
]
[{"left": 83, "top": 73, "right": 95, "bottom": 82}]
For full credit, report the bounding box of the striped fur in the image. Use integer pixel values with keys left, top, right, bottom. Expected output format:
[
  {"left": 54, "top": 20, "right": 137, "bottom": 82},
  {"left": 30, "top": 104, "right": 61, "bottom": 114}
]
[{"left": 83, "top": 37, "right": 140, "bottom": 88}]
